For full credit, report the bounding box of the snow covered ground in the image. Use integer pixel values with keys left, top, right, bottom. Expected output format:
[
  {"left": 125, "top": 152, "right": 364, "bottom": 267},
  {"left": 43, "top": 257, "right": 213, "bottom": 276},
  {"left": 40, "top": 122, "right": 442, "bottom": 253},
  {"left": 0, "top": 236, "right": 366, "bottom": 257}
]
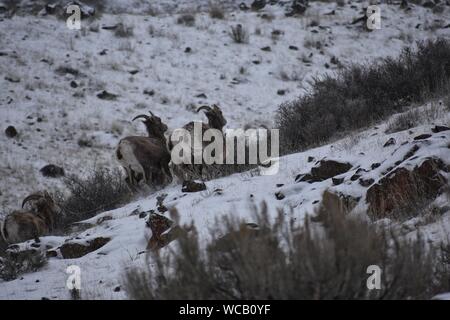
[
  {"left": 0, "top": 101, "right": 449, "bottom": 299},
  {"left": 1, "top": 1, "right": 450, "bottom": 299},
  {"left": 1, "top": 1, "right": 449, "bottom": 209}
]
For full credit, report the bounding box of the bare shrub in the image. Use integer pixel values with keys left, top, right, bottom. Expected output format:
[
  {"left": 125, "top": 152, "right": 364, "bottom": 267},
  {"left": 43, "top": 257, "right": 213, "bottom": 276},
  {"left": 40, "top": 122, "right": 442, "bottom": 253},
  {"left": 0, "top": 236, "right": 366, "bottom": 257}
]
[
  {"left": 209, "top": 2, "right": 225, "bottom": 19},
  {"left": 229, "top": 24, "right": 249, "bottom": 44},
  {"left": 0, "top": 250, "right": 47, "bottom": 281},
  {"left": 56, "top": 168, "right": 132, "bottom": 230},
  {"left": 277, "top": 39, "right": 450, "bottom": 153},
  {"left": 125, "top": 200, "right": 450, "bottom": 300},
  {"left": 385, "top": 109, "right": 421, "bottom": 133},
  {"left": 177, "top": 13, "right": 196, "bottom": 27},
  {"left": 115, "top": 22, "right": 134, "bottom": 38}
]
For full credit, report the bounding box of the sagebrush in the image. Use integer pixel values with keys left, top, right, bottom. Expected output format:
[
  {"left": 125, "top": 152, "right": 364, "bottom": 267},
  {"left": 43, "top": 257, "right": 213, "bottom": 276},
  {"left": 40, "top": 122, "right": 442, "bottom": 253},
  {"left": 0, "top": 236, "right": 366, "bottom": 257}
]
[
  {"left": 276, "top": 39, "right": 450, "bottom": 153},
  {"left": 55, "top": 168, "right": 132, "bottom": 231},
  {"left": 125, "top": 197, "right": 450, "bottom": 300}
]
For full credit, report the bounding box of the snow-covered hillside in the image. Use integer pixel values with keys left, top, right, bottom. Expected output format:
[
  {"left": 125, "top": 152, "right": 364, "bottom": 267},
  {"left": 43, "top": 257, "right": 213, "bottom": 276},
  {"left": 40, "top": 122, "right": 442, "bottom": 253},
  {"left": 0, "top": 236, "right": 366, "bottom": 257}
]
[
  {"left": 1, "top": 101, "right": 449, "bottom": 299},
  {"left": 1, "top": 1, "right": 449, "bottom": 209},
  {"left": 1, "top": 1, "right": 450, "bottom": 299}
]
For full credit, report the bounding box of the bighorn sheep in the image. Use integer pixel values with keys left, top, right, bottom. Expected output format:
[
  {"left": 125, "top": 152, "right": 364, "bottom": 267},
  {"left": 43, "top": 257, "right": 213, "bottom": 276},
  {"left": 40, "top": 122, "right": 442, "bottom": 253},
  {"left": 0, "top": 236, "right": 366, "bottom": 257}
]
[
  {"left": 116, "top": 112, "right": 172, "bottom": 191},
  {"left": 169, "top": 104, "right": 227, "bottom": 181},
  {"left": 0, "top": 192, "right": 57, "bottom": 244}
]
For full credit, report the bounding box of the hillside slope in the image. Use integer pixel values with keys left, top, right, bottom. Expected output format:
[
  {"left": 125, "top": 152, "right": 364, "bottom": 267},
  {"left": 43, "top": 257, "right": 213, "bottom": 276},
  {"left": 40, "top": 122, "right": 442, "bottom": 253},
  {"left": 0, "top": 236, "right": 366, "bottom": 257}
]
[{"left": 1, "top": 103, "right": 449, "bottom": 299}]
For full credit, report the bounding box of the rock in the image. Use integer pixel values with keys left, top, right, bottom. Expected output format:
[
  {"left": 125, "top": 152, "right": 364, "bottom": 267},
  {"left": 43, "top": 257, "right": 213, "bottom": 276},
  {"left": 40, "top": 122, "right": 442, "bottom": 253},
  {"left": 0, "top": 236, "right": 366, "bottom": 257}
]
[
  {"left": 97, "top": 90, "right": 118, "bottom": 100},
  {"left": 46, "top": 250, "right": 58, "bottom": 258},
  {"left": 371, "top": 163, "right": 381, "bottom": 170},
  {"left": 63, "top": 1, "right": 95, "bottom": 19},
  {"left": 55, "top": 66, "right": 79, "bottom": 77},
  {"left": 41, "top": 3, "right": 57, "bottom": 15},
  {"left": 59, "top": 237, "right": 110, "bottom": 259},
  {"left": 5, "top": 125, "right": 17, "bottom": 138},
  {"left": 432, "top": 125, "right": 450, "bottom": 133},
  {"left": 143, "top": 89, "right": 155, "bottom": 96},
  {"left": 138, "top": 212, "right": 147, "bottom": 219},
  {"left": 96, "top": 216, "right": 113, "bottom": 225},
  {"left": 286, "top": 0, "right": 309, "bottom": 16},
  {"left": 359, "top": 178, "right": 374, "bottom": 187},
  {"left": 101, "top": 24, "right": 119, "bottom": 30},
  {"left": 146, "top": 213, "right": 188, "bottom": 251},
  {"left": 275, "top": 192, "right": 285, "bottom": 200},
  {"left": 383, "top": 138, "right": 396, "bottom": 147},
  {"left": 40, "top": 164, "right": 65, "bottom": 178},
  {"left": 400, "top": 0, "right": 408, "bottom": 9},
  {"left": 5, "top": 75, "right": 20, "bottom": 83},
  {"left": 289, "top": 45, "right": 299, "bottom": 50},
  {"left": 295, "top": 173, "right": 314, "bottom": 183},
  {"left": 422, "top": 1, "right": 435, "bottom": 8},
  {"left": 70, "top": 80, "right": 78, "bottom": 88},
  {"left": 332, "top": 177, "right": 345, "bottom": 185},
  {"left": 113, "top": 286, "right": 121, "bottom": 292},
  {"left": 261, "top": 46, "right": 271, "bottom": 52},
  {"left": 195, "top": 93, "right": 207, "bottom": 99},
  {"left": 277, "top": 89, "right": 286, "bottom": 95},
  {"left": 366, "top": 158, "right": 447, "bottom": 220},
  {"left": 296, "top": 160, "right": 352, "bottom": 183},
  {"left": 307, "top": 156, "right": 315, "bottom": 163},
  {"left": 414, "top": 134, "right": 432, "bottom": 140},
  {"left": 251, "top": 0, "right": 266, "bottom": 11},
  {"left": 239, "top": 2, "right": 250, "bottom": 11},
  {"left": 146, "top": 212, "right": 173, "bottom": 236},
  {"left": 182, "top": 180, "right": 206, "bottom": 193},
  {"left": 184, "top": 47, "right": 191, "bottom": 53},
  {"left": 310, "top": 160, "right": 353, "bottom": 182},
  {"left": 314, "top": 191, "right": 361, "bottom": 224}
]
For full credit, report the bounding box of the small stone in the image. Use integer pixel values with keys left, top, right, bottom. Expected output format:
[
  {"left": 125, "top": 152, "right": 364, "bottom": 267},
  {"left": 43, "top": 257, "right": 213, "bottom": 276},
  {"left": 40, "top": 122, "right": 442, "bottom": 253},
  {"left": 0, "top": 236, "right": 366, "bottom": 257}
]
[
  {"left": 5, "top": 126, "right": 17, "bottom": 138},
  {"left": 383, "top": 138, "right": 396, "bottom": 147},
  {"left": 275, "top": 192, "right": 285, "bottom": 200},
  {"left": 414, "top": 134, "right": 432, "bottom": 140},
  {"left": 431, "top": 125, "right": 450, "bottom": 133}
]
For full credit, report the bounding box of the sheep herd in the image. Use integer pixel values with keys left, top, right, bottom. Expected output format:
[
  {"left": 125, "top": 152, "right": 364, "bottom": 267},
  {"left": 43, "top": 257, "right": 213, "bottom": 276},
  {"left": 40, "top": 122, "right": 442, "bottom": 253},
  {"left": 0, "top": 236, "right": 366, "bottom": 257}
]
[{"left": 0, "top": 104, "right": 229, "bottom": 246}]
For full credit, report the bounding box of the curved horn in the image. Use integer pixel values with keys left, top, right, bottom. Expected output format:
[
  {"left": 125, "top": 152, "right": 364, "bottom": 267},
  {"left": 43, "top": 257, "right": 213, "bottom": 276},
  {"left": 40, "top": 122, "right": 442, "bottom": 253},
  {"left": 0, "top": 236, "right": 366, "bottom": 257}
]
[
  {"left": 132, "top": 114, "right": 150, "bottom": 122},
  {"left": 148, "top": 110, "right": 155, "bottom": 117},
  {"left": 22, "top": 193, "right": 44, "bottom": 208},
  {"left": 197, "top": 105, "right": 212, "bottom": 113}
]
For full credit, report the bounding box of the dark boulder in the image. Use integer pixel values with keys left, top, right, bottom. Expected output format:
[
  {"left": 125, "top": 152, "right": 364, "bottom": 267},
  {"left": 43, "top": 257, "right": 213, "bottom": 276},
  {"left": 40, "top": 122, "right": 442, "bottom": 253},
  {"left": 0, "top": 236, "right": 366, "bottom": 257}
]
[
  {"left": 40, "top": 164, "right": 65, "bottom": 178},
  {"left": 5, "top": 126, "right": 17, "bottom": 138}
]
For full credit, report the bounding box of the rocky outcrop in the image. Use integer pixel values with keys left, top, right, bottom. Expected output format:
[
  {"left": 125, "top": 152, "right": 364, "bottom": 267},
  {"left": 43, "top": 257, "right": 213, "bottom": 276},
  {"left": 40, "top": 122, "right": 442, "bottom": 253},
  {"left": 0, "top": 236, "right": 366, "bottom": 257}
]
[
  {"left": 146, "top": 212, "right": 190, "bottom": 251},
  {"left": 57, "top": 237, "right": 110, "bottom": 259},
  {"left": 40, "top": 164, "right": 65, "bottom": 178},
  {"left": 182, "top": 180, "right": 206, "bottom": 192},
  {"left": 296, "top": 159, "right": 353, "bottom": 183},
  {"left": 366, "top": 158, "right": 448, "bottom": 220}
]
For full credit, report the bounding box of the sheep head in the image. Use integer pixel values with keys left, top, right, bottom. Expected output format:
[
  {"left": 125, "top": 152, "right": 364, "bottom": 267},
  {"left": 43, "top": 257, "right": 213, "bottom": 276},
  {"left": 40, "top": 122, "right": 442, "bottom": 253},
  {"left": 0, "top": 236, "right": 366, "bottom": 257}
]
[
  {"left": 133, "top": 111, "right": 168, "bottom": 140},
  {"left": 197, "top": 104, "right": 227, "bottom": 131}
]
